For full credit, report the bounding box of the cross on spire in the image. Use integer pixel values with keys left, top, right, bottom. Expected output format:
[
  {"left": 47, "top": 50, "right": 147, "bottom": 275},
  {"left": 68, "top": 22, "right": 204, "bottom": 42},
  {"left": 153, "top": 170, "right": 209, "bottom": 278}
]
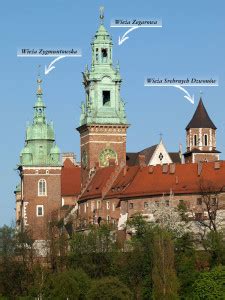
[
  {"left": 159, "top": 132, "right": 163, "bottom": 141},
  {"left": 99, "top": 6, "right": 104, "bottom": 24}
]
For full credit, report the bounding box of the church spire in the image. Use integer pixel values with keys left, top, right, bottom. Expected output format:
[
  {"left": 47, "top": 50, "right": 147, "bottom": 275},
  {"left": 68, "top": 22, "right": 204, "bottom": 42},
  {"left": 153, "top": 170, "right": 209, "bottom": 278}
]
[
  {"left": 33, "top": 76, "right": 46, "bottom": 125},
  {"left": 186, "top": 97, "right": 216, "bottom": 130},
  {"left": 20, "top": 75, "right": 60, "bottom": 166}
]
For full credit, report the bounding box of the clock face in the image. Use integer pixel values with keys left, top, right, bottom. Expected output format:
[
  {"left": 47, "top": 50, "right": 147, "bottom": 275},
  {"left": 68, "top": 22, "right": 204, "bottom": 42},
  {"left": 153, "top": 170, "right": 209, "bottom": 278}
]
[
  {"left": 99, "top": 148, "right": 117, "bottom": 167},
  {"left": 82, "top": 150, "right": 88, "bottom": 168}
]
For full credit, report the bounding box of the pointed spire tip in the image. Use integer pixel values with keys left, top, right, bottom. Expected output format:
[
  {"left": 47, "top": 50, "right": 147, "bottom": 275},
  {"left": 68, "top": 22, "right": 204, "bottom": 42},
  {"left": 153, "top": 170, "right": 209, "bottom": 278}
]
[
  {"left": 36, "top": 66, "right": 43, "bottom": 96},
  {"left": 99, "top": 6, "right": 104, "bottom": 24}
]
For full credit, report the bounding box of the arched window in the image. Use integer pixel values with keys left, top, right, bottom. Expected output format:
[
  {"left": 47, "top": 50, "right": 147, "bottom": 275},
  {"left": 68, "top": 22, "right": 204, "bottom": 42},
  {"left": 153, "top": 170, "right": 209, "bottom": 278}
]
[
  {"left": 204, "top": 134, "right": 208, "bottom": 146},
  {"left": 38, "top": 179, "right": 47, "bottom": 196}
]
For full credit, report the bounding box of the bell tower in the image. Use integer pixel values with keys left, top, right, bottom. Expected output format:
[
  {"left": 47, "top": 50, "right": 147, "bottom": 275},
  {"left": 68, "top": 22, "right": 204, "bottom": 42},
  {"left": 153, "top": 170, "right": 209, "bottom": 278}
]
[
  {"left": 17, "top": 76, "right": 62, "bottom": 244},
  {"left": 184, "top": 97, "right": 220, "bottom": 163},
  {"left": 77, "top": 7, "right": 129, "bottom": 186}
]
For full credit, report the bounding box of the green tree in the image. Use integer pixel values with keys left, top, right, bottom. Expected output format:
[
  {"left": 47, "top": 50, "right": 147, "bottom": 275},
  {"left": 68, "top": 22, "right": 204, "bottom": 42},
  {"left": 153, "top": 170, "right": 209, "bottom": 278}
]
[
  {"left": 175, "top": 233, "right": 198, "bottom": 299},
  {"left": 43, "top": 269, "right": 90, "bottom": 299},
  {"left": 69, "top": 224, "right": 118, "bottom": 278},
  {"left": 87, "top": 277, "right": 132, "bottom": 300},
  {"left": 203, "top": 231, "right": 225, "bottom": 267},
  {"left": 152, "top": 228, "right": 179, "bottom": 300},
  {"left": 192, "top": 266, "right": 225, "bottom": 299}
]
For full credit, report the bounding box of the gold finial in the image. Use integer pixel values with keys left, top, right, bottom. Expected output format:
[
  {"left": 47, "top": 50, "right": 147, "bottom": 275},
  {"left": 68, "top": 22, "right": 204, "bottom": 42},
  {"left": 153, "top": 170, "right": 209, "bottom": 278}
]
[
  {"left": 37, "top": 65, "right": 43, "bottom": 95},
  {"left": 100, "top": 6, "right": 104, "bottom": 24}
]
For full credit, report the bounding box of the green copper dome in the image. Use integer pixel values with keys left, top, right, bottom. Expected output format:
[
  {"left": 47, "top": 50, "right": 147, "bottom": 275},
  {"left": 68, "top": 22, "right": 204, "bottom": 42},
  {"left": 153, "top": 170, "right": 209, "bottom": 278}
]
[
  {"left": 50, "top": 144, "right": 60, "bottom": 154},
  {"left": 20, "top": 78, "right": 61, "bottom": 167}
]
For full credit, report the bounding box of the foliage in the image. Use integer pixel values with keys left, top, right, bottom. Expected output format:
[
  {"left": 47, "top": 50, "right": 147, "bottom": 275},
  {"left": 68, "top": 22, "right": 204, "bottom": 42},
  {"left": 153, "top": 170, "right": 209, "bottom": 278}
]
[
  {"left": 152, "top": 227, "right": 179, "bottom": 300},
  {"left": 0, "top": 217, "right": 225, "bottom": 299},
  {"left": 43, "top": 269, "right": 90, "bottom": 299},
  {"left": 87, "top": 277, "right": 132, "bottom": 300},
  {"left": 192, "top": 266, "right": 225, "bottom": 299}
]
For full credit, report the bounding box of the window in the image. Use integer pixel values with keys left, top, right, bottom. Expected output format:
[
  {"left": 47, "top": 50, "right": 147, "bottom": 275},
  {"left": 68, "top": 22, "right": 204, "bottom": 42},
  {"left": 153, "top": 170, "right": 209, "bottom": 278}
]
[
  {"left": 106, "top": 201, "right": 110, "bottom": 210},
  {"left": 91, "top": 201, "right": 95, "bottom": 212},
  {"left": 38, "top": 179, "right": 47, "bottom": 196},
  {"left": 101, "top": 48, "right": 108, "bottom": 62},
  {"left": 97, "top": 200, "right": 101, "bottom": 209},
  {"left": 211, "top": 197, "right": 217, "bottom": 206},
  {"left": 159, "top": 153, "right": 164, "bottom": 161},
  {"left": 103, "top": 91, "right": 110, "bottom": 106},
  {"left": 129, "top": 203, "right": 134, "bottom": 209},
  {"left": 96, "top": 48, "right": 99, "bottom": 61},
  {"left": 197, "top": 198, "right": 202, "bottom": 205},
  {"left": 193, "top": 134, "right": 197, "bottom": 146},
  {"left": 144, "top": 202, "right": 149, "bottom": 209},
  {"left": 36, "top": 205, "right": 44, "bottom": 217},
  {"left": 107, "top": 215, "right": 110, "bottom": 223},
  {"left": 195, "top": 213, "right": 203, "bottom": 221},
  {"left": 204, "top": 134, "right": 208, "bottom": 146}
]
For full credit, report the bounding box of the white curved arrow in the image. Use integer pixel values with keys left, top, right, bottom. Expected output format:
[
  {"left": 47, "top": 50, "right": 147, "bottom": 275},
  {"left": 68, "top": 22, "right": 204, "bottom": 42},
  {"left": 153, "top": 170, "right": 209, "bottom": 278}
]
[
  {"left": 45, "top": 55, "right": 66, "bottom": 75},
  {"left": 118, "top": 26, "right": 139, "bottom": 45},
  {"left": 174, "top": 85, "right": 194, "bottom": 104}
]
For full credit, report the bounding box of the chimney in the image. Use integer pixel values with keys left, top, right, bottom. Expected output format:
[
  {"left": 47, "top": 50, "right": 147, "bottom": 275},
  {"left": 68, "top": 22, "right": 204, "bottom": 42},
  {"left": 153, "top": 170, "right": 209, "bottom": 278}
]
[
  {"left": 214, "top": 161, "right": 220, "bottom": 170},
  {"left": 169, "top": 163, "right": 176, "bottom": 174},
  {"left": 138, "top": 154, "right": 146, "bottom": 167},
  {"left": 198, "top": 161, "right": 203, "bottom": 176},
  {"left": 148, "top": 165, "right": 154, "bottom": 174},
  {"left": 162, "top": 164, "right": 169, "bottom": 174}
]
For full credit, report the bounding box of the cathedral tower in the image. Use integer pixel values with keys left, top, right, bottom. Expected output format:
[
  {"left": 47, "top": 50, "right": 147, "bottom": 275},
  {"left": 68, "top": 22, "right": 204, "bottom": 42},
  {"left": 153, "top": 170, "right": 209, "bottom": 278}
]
[
  {"left": 77, "top": 8, "right": 129, "bottom": 186},
  {"left": 17, "top": 77, "right": 62, "bottom": 243},
  {"left": 184, "top": 98, "right": 220, "bottom": 163}
]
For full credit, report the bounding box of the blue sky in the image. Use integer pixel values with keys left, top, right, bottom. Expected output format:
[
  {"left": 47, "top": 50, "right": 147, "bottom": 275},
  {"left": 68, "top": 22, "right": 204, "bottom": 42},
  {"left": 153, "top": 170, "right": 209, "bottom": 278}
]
[{"left": 0, "top": 0, "right": 225, "bottom": 225}]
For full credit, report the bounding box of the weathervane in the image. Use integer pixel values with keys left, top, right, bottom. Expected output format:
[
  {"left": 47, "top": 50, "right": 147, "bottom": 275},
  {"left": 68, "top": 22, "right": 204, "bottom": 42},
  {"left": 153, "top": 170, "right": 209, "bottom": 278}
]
[{"left": 100, "top": 6, "right": 104, "bottom": 24}]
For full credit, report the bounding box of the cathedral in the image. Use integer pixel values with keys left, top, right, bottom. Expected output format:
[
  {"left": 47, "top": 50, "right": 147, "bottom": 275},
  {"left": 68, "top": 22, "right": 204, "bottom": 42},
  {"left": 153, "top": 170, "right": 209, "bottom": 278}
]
[{"left": 15, "top": 11, "right": 225, "bottom": 245}]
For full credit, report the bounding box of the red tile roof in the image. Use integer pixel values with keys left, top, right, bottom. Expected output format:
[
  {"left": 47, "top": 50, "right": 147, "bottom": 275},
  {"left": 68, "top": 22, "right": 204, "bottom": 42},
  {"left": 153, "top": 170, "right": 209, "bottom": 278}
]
[
  {"left": 79, "top": 166, "right": 116, "bottom": 201},
  {"left": 61, "top": 158, "right": 81, "bottom": 196},
  {"left": 70, "top": 161, "right": 225, "bottom": 202},
  {"left": 115, "top": 162, "right": 225, "bottom": 198}
]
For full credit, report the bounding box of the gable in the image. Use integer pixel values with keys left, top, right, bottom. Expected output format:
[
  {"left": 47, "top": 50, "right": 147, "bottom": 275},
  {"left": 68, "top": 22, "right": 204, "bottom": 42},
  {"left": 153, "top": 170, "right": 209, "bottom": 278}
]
[{"left": 148, "top": 142, "right": 172, "bottom": 166}]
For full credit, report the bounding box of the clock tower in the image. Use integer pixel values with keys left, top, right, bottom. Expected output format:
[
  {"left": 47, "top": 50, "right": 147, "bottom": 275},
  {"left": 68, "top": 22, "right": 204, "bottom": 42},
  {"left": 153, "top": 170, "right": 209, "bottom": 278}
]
[{"left": 77, "top": 8, "right": 128, "bottom": 186}]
